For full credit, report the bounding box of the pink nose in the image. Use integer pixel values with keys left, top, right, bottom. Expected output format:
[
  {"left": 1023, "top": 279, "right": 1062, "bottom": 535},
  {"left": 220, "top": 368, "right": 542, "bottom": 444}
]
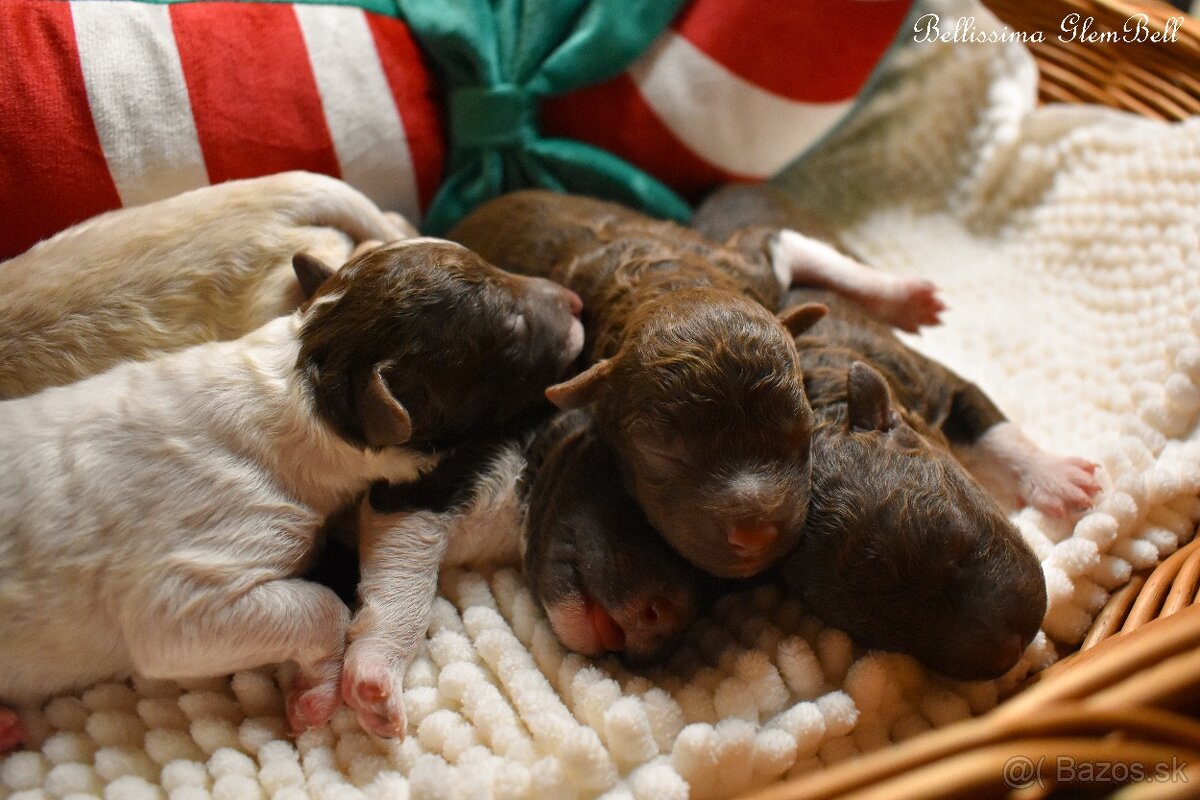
[
  {"left": 728, "top": 523, "right": 779, "bottom": 556},
  {"left": 563, "top": 288, "right": 583, "bottom": 317}
]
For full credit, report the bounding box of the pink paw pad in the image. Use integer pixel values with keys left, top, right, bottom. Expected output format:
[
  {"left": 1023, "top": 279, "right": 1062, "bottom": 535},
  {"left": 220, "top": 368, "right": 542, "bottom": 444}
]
[
  {"left": 1025, "top": 457, "right": 1101, "bottom": 517},
  {"left": 1, "top": 707, "right": 26, "bottom": 753},
  {"left": 865, "top": 278, "right": 946, "bottom": 332},
  {"left": 341, "top": 646, "right": 406, "bottom": 739},
  {"left": 286, "top": 674, "right": 340, "bottom": 733}
]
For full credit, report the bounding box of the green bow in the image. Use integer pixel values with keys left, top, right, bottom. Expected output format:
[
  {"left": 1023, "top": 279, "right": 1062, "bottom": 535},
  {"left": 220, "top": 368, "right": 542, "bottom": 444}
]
[{"left": 395, "top": 0, "right": 693, "bottom": 233}]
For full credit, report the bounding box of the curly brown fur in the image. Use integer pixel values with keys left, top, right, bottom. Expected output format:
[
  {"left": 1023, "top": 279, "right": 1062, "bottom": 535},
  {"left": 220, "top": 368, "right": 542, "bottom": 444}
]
[
  {"left": 449, "top": 191, "right": 813, "bottom": 579},
  {"left": 775, "top": 289, "right": 1046, "bottom": 680}
]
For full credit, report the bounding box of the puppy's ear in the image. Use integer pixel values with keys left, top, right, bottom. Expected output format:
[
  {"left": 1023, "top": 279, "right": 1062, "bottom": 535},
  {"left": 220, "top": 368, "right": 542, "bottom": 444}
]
[
  {"left": 778, "top": 303, "right": 828, "bottom": 336},
  {"left": 545, "top": 359, "right": 614, "bottom": 410},
  {"left": 360, "top": 364, "right": 413, "bottom": 448},
  {"left": 293, "top": 253, "right": 336, "bottom": 299},
  {"left": 846, "top": 361, "right": 897, "bottom": 432}
]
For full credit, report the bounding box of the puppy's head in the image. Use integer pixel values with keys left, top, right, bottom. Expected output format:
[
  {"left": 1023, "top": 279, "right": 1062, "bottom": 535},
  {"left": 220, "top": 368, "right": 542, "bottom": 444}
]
[
  {"left": 784, "top": 362, "right": 1046, "bottom": 681},
  {"left": 546, "top": 291, "right": 825, "bottom": 579},
  {"left": 295, "top": 239, "right": 584, "bottom": 450},
  {"left": 523, "top": 410, "right": 707, "bottom": 664}
]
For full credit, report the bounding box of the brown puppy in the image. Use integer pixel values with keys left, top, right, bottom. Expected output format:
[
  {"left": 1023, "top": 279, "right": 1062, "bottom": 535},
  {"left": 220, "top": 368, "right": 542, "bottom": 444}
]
[
  {"left": 698, "top": 184, "right": 1100, "bottom": 519},
  {"left": 777, "top": 289, "right": 1049, "bottom": 680},
  {"left": 504, "top": 293, "right": 1049, "bottom": 679},
  {"left": 450, "top": 191, "right": 826, "bottom": 578},
  {"left": 521, "top": 410, "right": 710, "bottom": 664}
]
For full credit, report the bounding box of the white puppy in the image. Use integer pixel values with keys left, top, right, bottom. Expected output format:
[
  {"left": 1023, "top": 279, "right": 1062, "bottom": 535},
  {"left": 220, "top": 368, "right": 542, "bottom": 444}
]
[
  {"left": 0, "top": 171, "right": 414, "bottom": 399},
  {"left": 0, "top": 239, "right": 585, "bottom": 750}
]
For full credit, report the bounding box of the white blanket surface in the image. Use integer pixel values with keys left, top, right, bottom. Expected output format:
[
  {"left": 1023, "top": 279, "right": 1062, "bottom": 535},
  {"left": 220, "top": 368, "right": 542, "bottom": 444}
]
[{"left": 4, "top": 2, "right": 1199, "bottom": 798}]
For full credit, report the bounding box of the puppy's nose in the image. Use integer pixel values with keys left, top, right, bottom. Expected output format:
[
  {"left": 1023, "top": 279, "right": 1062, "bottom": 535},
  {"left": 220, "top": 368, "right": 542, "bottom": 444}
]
[
  {"left": 528, "top": 278, "right": 582, "bottom": 318},
  {"left": 728, "top": 523, "right": 778, "bottom": 556},
  {"left": 563, "top": 288, "right": 583, "bottom": 317},
  {"left": 632, "top": 595, "right": 679, "bottom": 635}
]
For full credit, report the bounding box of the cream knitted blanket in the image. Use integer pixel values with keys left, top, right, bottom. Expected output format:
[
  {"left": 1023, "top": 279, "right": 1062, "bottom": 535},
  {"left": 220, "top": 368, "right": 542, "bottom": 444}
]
[{"left": 4, "top": 2, "right": 1200, "bottom": 798}]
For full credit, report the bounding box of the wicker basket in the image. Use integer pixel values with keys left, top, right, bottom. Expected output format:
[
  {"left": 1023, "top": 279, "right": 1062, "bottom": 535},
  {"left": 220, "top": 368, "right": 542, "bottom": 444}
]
[{"left": 743, "top": 2, "right": 1200, "bottom": 797}]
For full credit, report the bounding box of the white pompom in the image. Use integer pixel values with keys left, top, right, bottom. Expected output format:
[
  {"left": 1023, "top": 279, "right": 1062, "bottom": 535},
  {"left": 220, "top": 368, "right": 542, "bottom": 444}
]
[
  {"left": 815, "top": 692, "right": 858, "bottom": 738},
  {"left": 103, "top": 775, "right": 163, "bottom": 800},
  {"left": 603, "top": 697, "right": 658, "bottom": 767},
  {"left": 3, "top": 752, "right": 50, "bottom": 791}
]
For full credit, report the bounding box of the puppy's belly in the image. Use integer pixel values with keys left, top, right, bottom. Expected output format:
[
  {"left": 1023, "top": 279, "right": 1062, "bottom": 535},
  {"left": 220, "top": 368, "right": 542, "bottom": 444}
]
[{"left": 0, "top": 581, "right": 130, "bottom": 702}]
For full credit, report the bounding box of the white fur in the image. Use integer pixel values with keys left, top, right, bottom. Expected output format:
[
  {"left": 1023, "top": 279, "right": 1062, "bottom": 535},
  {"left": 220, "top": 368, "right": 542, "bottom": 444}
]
[
  {"left": 0, "top": 171, "right": 409, "bottom": 399},
  {"left": 955, "top": 422, "right": 1101, "bottom": 517},
  {"left": 0, "top": 315, "right": 434, "bottom": 712},
  {"left": 772, "top": 229, "right": 945, "bottom": 332},
  {"left": 339, "top": 445, "right": 526, "bottom": 736}
]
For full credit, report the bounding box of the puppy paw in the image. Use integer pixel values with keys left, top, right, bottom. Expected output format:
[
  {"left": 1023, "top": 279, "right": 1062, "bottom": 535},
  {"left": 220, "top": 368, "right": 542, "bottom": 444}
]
[
  {"left": 0, "top": 706, "right": 25, "bottom": 753},
  {"left": 861, "top": 277, "right": 946, "bottom": 332},
  {"left": 341, "top": 641, "right": 407, "bottom": 739},
  {"left": 286, "top": 659, "right": 342, "bottom": 733},
  {"left": 1021, "top": 456, "right": 1101, "bottom": 517}
]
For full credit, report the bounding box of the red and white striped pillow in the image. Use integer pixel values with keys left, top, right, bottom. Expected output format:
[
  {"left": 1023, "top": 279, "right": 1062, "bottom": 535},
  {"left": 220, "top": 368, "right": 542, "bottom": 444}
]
[
  {"left": 543, "top": 0, "right": 912, "bottom": 199},
  {"left": 0, "top": 0, "right": 443, "bottom": 260},
  {"left": 0, "top": 0, "right": 910, "bottom": 261}
]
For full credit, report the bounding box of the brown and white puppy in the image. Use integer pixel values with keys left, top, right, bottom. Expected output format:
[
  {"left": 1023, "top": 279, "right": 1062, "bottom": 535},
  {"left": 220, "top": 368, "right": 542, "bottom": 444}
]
[
  {"left": 341, "top": 408, "right": 708, "bottom": 686},
  {"left": 449, "top": 191, "right": 941, "bottom": 579},
  {"left": 0, "top": 171, "right": 414, "bottom": 399},
  {"left": 0, "top": 239, "right": 583, "bottom": 751}
]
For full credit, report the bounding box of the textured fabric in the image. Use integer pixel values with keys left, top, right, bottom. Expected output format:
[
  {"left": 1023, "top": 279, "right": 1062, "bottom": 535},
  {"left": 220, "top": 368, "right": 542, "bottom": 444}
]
[
  {"left": 542, "top": 0, "right": 915, "bottom": 199},
  {"left": 0, "top": 0, "right": 905, "bottom": 257},
  {"left": 399, "top": 0, "right": 693, "bottom": 233},
  {"left": 0, "top": 0, "right": 444, "bottom": 260},
  {"left": 5, "top": 2, "right": 1200, "bottom": 798}
]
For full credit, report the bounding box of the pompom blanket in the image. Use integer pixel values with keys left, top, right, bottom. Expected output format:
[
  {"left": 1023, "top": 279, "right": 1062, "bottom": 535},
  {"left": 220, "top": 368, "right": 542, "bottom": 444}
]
[{"left": 3, "top": 1, "right": 1199, "bottom": 798}]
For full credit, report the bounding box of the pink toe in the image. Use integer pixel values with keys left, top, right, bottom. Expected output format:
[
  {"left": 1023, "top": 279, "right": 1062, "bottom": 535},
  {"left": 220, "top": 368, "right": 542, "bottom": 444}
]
[{"left": 0, "top": 708, "right": 25, "bottom": 753}]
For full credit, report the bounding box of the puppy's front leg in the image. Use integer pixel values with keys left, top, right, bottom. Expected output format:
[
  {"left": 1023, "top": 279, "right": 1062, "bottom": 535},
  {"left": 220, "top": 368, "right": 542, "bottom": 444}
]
[
  {"left": 763, "top": 228, "right": 945, "bottom": 332},
  {"left": 342, "top": 499, "right": 448, "bottom": 739},
  {"left": 128, "top": 578, "right": 350, "bottom": 733}
]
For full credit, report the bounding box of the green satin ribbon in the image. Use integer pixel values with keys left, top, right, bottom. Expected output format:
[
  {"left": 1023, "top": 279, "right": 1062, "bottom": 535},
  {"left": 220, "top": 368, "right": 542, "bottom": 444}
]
[{"left": 396, "top": 0, "right": 693, "bottom": 233}]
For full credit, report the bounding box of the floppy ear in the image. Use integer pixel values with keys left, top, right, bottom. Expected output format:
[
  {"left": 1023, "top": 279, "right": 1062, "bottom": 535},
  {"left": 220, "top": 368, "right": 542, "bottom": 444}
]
[
  {"left": 292, "top": 253, "right": 336, "bottom": 299},
  {"left": 778, "top": 303, "right": 828, "bottom": 336},
  {"left": 846, "top": 361, "right": 896, "bottom": 432},
  {"left": 359, "top": 364, "right": 412, "bottom": 448},
  {"left": 545, "top": 359, "right": 614, "bottom": 410}
]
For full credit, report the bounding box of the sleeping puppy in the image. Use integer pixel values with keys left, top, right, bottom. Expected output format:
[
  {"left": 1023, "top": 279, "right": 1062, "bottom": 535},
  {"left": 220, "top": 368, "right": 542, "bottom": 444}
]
[
  {"left": 522, "top": 410, "right": 712, "bottom": 664},
  {"left": 778, "top": 289, "right": 1053, "bottom": 680},
  {"left": 497, "top": 293, "right": 1059, "bottom": 680},
  {"left": 0, "top": 239, "right": 584, "bottom": 751},
  {"left": 344, "top": 407, "right": 709, "bottom": 691},
  {"left": 449, "top": 190, "right": 942, "bottom": 580},
  {"left": 0, "top": 171, "right": 412, "bottom": 399},
  {"left": 697, "top": 183, "right": 1100, "bottom": 519}
]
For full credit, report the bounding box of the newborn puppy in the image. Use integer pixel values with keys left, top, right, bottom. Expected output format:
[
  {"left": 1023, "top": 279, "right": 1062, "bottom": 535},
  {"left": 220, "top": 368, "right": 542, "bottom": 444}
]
[
  {"left": 0, "top": 239, "right": 583, "bottom": 751},
  {"left": 343, "top": 407, "right": 706, "bottom": 730},
  {"left": 778, "top": 289, "right": 1051, "bottom": 680},
  {"left": 0, "top": 171, "right": 411, "bottom": 399},
  {"left": 697, "top": 184, "right": 1100, "bottom": 518},
  {"left": 449, "top": 190, "right": 927, "bottom": 579},
  {"left": 522, "top": 410, "right": 710, "bottom": 664}
]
